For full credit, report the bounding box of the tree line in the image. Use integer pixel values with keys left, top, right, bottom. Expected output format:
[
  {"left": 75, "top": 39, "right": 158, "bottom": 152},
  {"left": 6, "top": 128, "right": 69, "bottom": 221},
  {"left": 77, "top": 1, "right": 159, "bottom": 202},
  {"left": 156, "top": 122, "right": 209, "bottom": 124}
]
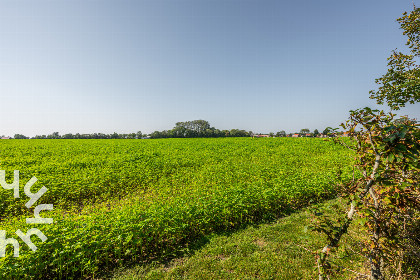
[
  {"left": 9, "top": 120, "right": 337, "bottom": 139},
  {"left": 149, "top": 120, "right": 251, "bottom": 139},
  {"left": 13, "top": 131, "right": 143, "bottom": 139}
]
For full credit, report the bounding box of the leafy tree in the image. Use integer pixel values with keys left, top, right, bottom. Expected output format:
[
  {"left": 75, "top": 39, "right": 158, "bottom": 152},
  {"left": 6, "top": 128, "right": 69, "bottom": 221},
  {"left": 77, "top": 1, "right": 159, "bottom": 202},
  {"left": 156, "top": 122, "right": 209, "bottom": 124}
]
[
  {"left": 127, "top": 133, "right": 136, "bottom": 139},
  {"left": 313, "top": 129, "right": 319, "bottom": 136},
  {"left": 229, "top": 129, "right": 249, "bottom": 137},
  {"left": 62, "top": 133, "right": 74, "bottom": 139},
  {"left": 47, "top": 132, "right": 61, "bottom": 139},
  {"left": 149, "top": 131, "right": 162, "bottom": 139},
  {"left": 110, "top": 132, "right": 120, "bottom": 139},
  {"left": 13, "top": 134, "right": 28, "bottom": 139},
  {"left": 174, "top": 120, "right": 211, "bottom": 137},
  {"left": 276, "top": 130, "right": 286, "bottom": 137},
  {"left": 312, "top": 7, "right": 420, "bottom": 280},
  {"left": 369, "top": 8, "right": 420, "bottom": 109},
  {"left": 300, "top": 128, "right": 310, "bottom": 134},
  {"left": 222, "top": 130, "right": 230, "bottom": 137}
]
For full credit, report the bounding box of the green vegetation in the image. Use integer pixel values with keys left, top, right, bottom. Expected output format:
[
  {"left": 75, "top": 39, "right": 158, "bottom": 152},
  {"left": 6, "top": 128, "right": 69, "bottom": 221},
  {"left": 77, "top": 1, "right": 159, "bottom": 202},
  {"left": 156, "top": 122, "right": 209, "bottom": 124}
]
[
  {"left": 0, "top": 138, "right": 354, "bottom": 279},
  {"left": 111, "top": 199, "right": 367, "bottom": 280},
  {"left": 313, "top": 7, "right": 420, "bottom": 280}
]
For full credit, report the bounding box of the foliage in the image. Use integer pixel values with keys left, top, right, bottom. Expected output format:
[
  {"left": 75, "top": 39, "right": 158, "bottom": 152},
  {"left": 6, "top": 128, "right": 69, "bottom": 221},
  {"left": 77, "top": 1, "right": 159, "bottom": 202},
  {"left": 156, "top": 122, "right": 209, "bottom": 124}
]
[
  {"left": 150, "top": 120, "right": 250, "bottom": 139},
  {"left": 312, "top": 6, "right": 420, "bottom": 280},
  {"left": 300, "top": 128, "right": 310, "bottom": 134},
  {"left": 12, "top": 134, "right": 28, "bottom": 140},
  {"left": 322, "top": 128, "right": 331, "bottom": 136},
  {"left": 33, "top": 132, "right": 142, "bottom": 139},
  {"left": 112, "top": 199, "right": 366, "bottom": 280},
  {"left": 0, "top": 138, "right": 354, "bottom": 279},
  {"left": 21, "top": 120, "right": 252, "bottom": 140},
  {"left": 312, "top": 109, "right": 419, "bottom": 279},
  {"left": 276, "top": 130, "right": 286, "bottom": 137},
  {"left": 369, "top": 7, "right": 420, "bottom": 110}
]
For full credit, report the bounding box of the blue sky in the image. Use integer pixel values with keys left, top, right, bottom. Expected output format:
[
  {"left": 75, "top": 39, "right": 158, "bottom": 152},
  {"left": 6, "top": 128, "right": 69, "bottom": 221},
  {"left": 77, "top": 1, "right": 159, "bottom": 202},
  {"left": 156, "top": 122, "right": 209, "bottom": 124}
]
[{"left": 0, "top": 0, "right": 419, "bottom": 136}]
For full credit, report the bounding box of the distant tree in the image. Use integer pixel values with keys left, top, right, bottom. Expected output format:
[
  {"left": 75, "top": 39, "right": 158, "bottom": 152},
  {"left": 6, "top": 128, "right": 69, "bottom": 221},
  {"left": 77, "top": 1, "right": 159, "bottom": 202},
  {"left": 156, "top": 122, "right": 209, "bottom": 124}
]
[
  {"left": 322, "top": 128, "right": 330, "bottom": 135},
  {"left": 269, "top": 132, "right": 274, "bottom": 137},
  {"left": 13, "top": 134, "right": 28, "bottom": 139},
  {"left": 222, "top": 130, "right": 230, "bottom": 137},
  {"left": 171, "top": 126, "right": 185, "bottom": 138},
  {"left": 204, "top": 128, "right": 214, "bottom": 138},
  {"left": 162, "top": 130, "right": 171, "bottom": 138},
  {"left": 276, "top": 130, "right": 286, "bottom": 137},
  {"left": 214, "top": 129, "right": 222, "bottom": 137},
  {"left": 300, "top": 128, "right": 310, "bottom": 134},
  {"left": 313, "top": 129, "right": 319, "bottom": 136},
  {"left": 62, "top": 133, "right": 74, "bottom": 139},
  {"left": 173, "top": 120, "right": 211, "bottom": 137},
  {"left": 110, "top": 132, "right": 119, "bottom": 139},
  {"left": 136, "top": 131, "right": 143, "bottom": 139},
  {"left": 229, "top": 129, "right": 239, "bottom": 137},
  {"left": 149, "top": 131, "right": 159, "bottom": 139},
  {"left": 47, "top": 132, "right": 60, "bottom": 139}
]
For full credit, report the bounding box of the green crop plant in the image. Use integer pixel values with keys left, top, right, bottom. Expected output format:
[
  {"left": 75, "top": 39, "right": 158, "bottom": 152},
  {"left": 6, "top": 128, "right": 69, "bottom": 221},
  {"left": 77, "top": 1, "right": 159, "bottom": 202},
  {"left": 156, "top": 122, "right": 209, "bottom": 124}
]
[{"left": 0, "top": 137, "right": 354, "bottom": 279}]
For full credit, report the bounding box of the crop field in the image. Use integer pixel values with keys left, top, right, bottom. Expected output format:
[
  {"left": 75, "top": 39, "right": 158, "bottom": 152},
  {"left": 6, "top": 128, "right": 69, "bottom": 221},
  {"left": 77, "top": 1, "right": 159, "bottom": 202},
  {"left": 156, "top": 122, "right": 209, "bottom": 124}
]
[{"left": 0, "top": 138, "right": 354, "bottom": 279}]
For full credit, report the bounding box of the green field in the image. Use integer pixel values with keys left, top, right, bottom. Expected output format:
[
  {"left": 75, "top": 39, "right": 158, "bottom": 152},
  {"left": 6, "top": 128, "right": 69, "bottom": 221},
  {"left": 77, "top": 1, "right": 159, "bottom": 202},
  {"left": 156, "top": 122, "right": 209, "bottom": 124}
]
[{"left": 0, "top": 138, "right": 354, "bottom": 279}]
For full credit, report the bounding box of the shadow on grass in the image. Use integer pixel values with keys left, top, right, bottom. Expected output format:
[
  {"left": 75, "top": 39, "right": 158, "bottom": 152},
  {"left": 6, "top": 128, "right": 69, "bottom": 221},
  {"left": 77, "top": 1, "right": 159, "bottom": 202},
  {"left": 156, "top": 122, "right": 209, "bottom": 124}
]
[{"left": 103, "top": 195, "right": 342, "bottom": 280}]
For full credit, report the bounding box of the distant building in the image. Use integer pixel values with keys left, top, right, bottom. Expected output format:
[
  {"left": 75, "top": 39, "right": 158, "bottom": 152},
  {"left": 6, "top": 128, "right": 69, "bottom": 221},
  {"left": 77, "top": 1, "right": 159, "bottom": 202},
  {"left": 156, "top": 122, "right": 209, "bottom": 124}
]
[
  {"left": 292, "top": 134, "right": 300, "bottom": 137},
  {"left": 253, "top": 134, "right": 270, "bottom": 138},
  {"left": 1, "top": 137, "right": 10, "bottom": 139}
]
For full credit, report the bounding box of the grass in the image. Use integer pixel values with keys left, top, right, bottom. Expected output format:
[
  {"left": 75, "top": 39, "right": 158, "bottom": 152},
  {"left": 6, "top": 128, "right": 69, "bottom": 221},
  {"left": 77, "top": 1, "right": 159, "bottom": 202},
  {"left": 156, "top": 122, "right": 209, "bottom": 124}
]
[{"left": 110, "top": 199, "right": 368, "bottom": 280}]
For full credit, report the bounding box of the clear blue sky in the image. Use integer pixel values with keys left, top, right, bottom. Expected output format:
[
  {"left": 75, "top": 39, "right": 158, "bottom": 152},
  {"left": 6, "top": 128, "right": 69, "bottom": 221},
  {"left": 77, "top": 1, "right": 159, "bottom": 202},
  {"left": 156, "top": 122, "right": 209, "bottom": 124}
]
[{"left": 1, "top": 0, "right": 419, "bottom": 136}]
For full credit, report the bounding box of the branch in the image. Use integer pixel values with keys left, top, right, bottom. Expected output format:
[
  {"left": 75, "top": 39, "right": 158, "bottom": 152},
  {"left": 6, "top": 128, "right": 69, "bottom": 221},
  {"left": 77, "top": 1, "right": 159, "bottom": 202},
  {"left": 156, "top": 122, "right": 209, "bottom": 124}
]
[
  {"left": 366, "top": 128, "right": 380, "bottom": 157},
  {"left": 317, "top": 153, "right": 382, "bottom": 280},
  {"left": 369, "top": 187, "right": 379, "bottom": 209},
  {"left": 360, "top": 154, "right": 382, "bottom": 198}
]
